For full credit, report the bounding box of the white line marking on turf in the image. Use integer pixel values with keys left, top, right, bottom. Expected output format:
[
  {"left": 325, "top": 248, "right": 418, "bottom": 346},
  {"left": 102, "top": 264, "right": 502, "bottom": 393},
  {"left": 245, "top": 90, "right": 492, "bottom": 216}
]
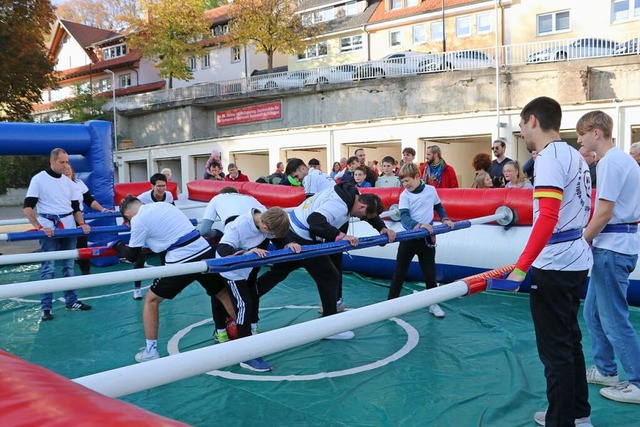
[{"left": 167, "top": 306, "right": 419, "bottom": 382}]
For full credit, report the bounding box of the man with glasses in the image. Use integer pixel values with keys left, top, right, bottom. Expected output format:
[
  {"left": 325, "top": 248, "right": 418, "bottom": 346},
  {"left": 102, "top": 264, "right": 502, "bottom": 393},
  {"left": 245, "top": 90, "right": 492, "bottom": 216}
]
[{"left": 489, "top": 139, "right": 512, "bottom": 188}]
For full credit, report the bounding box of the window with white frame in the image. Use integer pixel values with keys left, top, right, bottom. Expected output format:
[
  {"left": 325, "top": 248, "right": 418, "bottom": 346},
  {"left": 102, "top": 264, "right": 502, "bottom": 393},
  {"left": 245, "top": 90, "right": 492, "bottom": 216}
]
[
  {"left": 99, "top": 78, "right": 111, "bottom": 92},
  {"left": 406, "top": 0, "right": 420, "bottom": 6},
  {"left": 340, "top": 35, "right": 363, "bottom": 52},
  {"left": 298, "top": 41, "right": 328, "bottom": 60},
  {"left": 345, "top": 1, "right": 358, "bottom": 15},
  {"left": 477, "top": 12, "right": 492, "bottom": 33},
  {"left": 389, "top": 0, "right": 402, "bottom": 10},
  {"left": 231, "top": 46, "right": 241, "bottom": 63},
  {"left": 313, "top": 7, "right": 334, "bottom": 23},
  {"left": 612, "top": 0, "right": 640, "bottom": 21},
  {"left": 431, "top": 21, "right": 443, "bottom": 41},
  {"left": 202, "top": 54, "right": 210, "bottom": 69},
  {"left": 211, "top": 24, "right": 229, "bottom": 36},
  {"left": 389, "top": 30, "right": 401, "bottom": 46},
  {"left": 188, "top": 56, "right": 197, "bottom": 71},
  {"left": 103, "top": 44, "right": 126, "bottom": 60},
  {"left": 413, "top": 25, "right": 426, "bottom": 44},
  {"left": 456, "top": 16, "right": 471, "bottom": 37},
  {"left": 120, "top": 74, "right": 131, "bottom": 88},
  {"left": 537, "top": 10, "right": 570, "bottom": 35}
]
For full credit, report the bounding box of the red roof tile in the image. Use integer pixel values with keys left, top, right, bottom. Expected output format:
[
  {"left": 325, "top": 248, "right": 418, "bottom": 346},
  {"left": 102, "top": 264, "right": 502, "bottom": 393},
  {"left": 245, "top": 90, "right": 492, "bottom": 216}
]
[{"left": 368, "top": 0, "right": 484, "bottom": 25}]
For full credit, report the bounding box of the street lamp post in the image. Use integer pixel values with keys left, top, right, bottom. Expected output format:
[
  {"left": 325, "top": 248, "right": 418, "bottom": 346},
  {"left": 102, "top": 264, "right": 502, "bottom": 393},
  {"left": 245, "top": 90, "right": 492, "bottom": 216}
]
[{"left": 104, "top": 69, "right": 117, "bottom": 163}]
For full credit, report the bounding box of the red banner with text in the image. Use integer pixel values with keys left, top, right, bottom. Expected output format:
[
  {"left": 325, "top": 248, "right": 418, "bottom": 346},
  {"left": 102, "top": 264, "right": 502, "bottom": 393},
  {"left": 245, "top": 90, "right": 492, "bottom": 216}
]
[{"left": 216, "top": 101, "right": 282, "bottom": 127}]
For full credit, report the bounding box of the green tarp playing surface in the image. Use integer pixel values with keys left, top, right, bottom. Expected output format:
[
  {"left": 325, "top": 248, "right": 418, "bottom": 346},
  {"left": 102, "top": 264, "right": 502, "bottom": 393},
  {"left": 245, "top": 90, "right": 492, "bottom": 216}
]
[{"left": 1, "top": 260, "right": 639, "bottom": 426}]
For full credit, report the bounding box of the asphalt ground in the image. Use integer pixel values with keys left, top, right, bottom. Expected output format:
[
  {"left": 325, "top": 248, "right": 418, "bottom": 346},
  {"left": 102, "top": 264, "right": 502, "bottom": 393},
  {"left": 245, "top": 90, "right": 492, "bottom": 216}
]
[{"left": 0, "top": 205, "right": 40, "bottom": 255}]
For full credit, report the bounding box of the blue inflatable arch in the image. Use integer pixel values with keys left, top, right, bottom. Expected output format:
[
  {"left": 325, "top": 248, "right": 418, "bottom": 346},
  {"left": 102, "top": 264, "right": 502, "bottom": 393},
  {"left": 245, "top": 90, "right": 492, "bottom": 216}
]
[
  {"left": 0, "top": 121, "right": 117, "bottom": 265},
  {"left": 0, "top": 120, "right": 114, "bottom": 210}
]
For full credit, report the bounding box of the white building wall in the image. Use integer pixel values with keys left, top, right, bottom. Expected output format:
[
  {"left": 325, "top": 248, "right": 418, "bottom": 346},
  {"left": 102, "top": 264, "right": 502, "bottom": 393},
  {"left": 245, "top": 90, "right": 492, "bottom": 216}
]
[
  {"left": 54, "top": 34, "right": 91, "bottom": 71},
  {"left": 115, "top": 100, "right": 640, "bottom": 191}
]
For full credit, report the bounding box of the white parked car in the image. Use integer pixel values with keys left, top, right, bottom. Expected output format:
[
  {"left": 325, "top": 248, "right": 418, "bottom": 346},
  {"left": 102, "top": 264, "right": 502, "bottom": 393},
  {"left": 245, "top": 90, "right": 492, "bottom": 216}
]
[
  {"left": 422, "top": 50, "right": 495, "bottom": 71},
  {"left": 354, "top": 51, "right": 438, "bottom": 79},
  {"left": 306, "top": 64, "right": 357, "bottom": 85},
  {"left": 526, "top": 38, "right": 618, "bottom": 63},
  {"left": 252, "top": 71, "right": 311, "bottom": 91}
]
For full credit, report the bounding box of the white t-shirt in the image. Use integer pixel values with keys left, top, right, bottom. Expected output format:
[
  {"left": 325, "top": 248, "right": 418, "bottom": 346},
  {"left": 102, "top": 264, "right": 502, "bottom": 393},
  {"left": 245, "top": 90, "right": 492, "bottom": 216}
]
[
  {"left": 303, "top": 168, "right": 335, "bottom": 195},
  {"left": 290, "top": 187, "right": 349, "bottom": 241},
  {"left": 26, "top": 170, "right": 79, "bottom": 229},
  {"left": 532, "top": 141, "right": 592, "bottom": 271},
  {"left": 137, "top": 189, "right": 174, "bottom": 204},
  {"left": 218, "top": 209, "right": 270, "bottom": 281},
  {"left": 129, "top": 203, "right": 209, "bottom": 263},
  {"left": 592, "top": 147, "right": 640, "bottom": 255},
  {"left": 376, "top": 175, "right": 402, "bottom": 188},
  {"left": 70, "top": 178, "right": 89, "bottom": 211},
  {"left": 399, "top": 184, "right": 441, "bottom": 225},
  {"left": 202, "top": 193, "right": 265, "bottom": 229}
]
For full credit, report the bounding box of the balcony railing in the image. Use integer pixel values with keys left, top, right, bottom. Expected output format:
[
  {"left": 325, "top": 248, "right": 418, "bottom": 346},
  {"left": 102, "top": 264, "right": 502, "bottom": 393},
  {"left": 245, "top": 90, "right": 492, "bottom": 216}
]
[{"left": 115, "top": 30, "right": 640, "bottom": 112}]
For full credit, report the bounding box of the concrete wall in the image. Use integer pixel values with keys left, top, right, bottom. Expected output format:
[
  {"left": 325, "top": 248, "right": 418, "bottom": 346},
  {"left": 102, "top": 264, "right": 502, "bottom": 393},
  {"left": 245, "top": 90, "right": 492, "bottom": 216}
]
[{"left": 120, "top": 55, "right": 640, "bottom": 148}]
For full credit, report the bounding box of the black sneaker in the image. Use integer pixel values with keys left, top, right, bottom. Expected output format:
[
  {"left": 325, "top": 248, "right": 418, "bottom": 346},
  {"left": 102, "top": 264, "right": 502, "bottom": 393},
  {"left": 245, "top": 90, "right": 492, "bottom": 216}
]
[
  {"left": 65, "top": 301, "right": 92, "bottom": 311},
  {"left": 41, "top": 310, "right": 54, "bottom": 321}
]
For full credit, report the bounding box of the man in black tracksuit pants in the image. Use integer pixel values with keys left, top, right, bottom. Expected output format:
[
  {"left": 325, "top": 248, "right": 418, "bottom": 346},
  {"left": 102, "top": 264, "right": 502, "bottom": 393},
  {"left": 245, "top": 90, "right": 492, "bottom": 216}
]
[{"left": 257, "top": 182, "right": 396, "bottom": 338}]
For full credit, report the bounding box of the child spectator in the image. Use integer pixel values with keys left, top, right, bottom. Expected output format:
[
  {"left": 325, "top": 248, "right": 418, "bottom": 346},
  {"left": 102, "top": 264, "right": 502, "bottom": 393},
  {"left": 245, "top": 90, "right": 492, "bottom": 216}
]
[
  {"left": 338, "top": 156, "right": 359, "bottom": 184},
  {"left": 503, "top": 160, "right": 533, "bottom": 189},
  {"left": 387, "top": 163, "right": 454, "bottom": 318},
  {"left": 376, "top": 156, "right": 402, "bottom": 188},
  {"left": 471, "top": 171, "right": 494, "bottom": 188},
  {"left": 353, "top": 166, "right": 372, "bottom": 188},
  {"left": 204, "top": 150, "right": 223, "bottom": 179}
]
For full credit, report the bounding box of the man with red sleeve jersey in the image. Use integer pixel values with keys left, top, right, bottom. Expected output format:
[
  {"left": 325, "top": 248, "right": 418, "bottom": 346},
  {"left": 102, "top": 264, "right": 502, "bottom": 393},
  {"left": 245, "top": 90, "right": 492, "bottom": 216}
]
[{"left": 507, "top": 97, "right": 593, "bottom": 427}]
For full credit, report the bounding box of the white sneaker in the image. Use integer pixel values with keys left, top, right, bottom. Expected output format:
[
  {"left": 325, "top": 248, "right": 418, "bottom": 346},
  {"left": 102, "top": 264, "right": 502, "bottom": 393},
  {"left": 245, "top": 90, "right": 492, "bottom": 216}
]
[
  {"left": 600, "top": 381, "right": 640, "bottom": 404},
  {"left": 428, "top": 304, "right": 445, "bottom": 318},
  {"left": 135, "top": 347, "right": 159, "bottom": 363},
  {"left": 324, "top": 330, "right": 355, "bottom": 340},
  {"left": 133, "top": 288, "right": 143, "bottom": 300},
  {"left": 586, "top": 365, "right": 619, "bottom": 386},
  {"left": 533, "top": 410, "right": 592, "bottom": 426},
  {"left": 317, "top": 298, "right": 347, "bottom": 314}
]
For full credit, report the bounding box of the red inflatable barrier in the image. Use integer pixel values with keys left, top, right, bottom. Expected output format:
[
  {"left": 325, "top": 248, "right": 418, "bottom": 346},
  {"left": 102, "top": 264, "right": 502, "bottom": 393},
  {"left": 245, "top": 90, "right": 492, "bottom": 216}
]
[
  {"left": 114, "top": 181, "right": 179, "bottom": 206},
  {"left": 0, "top": 350, "right": 187, "bottom": 427},
  {"left": 187, "top": 179, "right": 306, "bottom": 208},
  {"left": 186, "top": 181, "right": 542, "bottom": 225}
]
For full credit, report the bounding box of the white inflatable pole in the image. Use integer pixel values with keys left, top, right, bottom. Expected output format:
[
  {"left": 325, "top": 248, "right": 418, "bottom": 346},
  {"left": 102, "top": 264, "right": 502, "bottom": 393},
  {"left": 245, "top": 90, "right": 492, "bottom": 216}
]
[
  {"left": 0, "top": 263, "right": 208, "bottom": 299},
  {"left": 0, "top": 250, "right": 82, "bottom": 266},
  {"left": 73, "top": 281, "right": 469, "bottom": 398},
  {"left": 0, "top": 203, "right": 204, "bottom": 227}
]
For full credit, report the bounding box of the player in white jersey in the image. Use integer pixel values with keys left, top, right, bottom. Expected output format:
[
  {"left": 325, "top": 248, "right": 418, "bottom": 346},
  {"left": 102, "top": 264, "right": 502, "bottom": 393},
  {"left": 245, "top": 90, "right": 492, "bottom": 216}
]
[
  {"left": 286, "top": 158, "right": 335, "bottom": 196},
  {"left": 114, "top": 195, "right": 235, "bottom": 363},
  {"left": 64, "top": 164, "right": 114, "bottom": 276},
  {"left": 198, "top": 187, "right": 265, "bottom": 239},
  {"left": 137, "top": 173, "right": 175, "bottom": 205},
  {"left": 578, "top": 111, "right": 640, "bottom": 405},
  {"left": 388, "top": 163, "right": 454, "bottom": 319},
  {"left": 507, "top": 97, "right": 593, "bottom": 427},
  {"left": 132, "top": 173, "right": 175, "bottom": 299},
  {"left": 23, "top": 148, "right": 92, "bottom": 321},
  {"left": 216, "top": 207, "right": 291, "bottom": 372},
  {"left": 197, "top": 186, "right": 266, "bottom": 342},
  {"left": 257, "top": 182, "right": 396, "bottom": 340}
]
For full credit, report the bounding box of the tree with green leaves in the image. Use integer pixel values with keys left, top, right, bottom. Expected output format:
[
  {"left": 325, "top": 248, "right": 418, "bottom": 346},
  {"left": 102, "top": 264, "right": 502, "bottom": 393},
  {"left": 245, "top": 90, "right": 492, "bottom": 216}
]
[
  {"left": 227, "top": 0, "right": 321, "bottom": 73},
  {"left": 0, "top": 0, "right": 57, "bottom": 121},
  {"left": 55, "top": 85, "right": 111, "bottom": 122},
  {"left": 125, "top": 0, "right": 211, "bottom": 89}
]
